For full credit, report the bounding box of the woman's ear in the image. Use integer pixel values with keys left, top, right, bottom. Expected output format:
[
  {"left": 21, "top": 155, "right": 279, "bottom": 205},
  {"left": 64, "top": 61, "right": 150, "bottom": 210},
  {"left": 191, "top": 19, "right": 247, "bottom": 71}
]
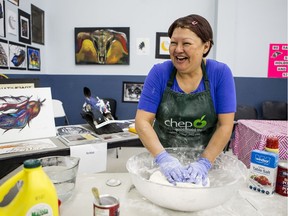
[{"left": 203, "top": 41, "right": 210, "bottom": 55}]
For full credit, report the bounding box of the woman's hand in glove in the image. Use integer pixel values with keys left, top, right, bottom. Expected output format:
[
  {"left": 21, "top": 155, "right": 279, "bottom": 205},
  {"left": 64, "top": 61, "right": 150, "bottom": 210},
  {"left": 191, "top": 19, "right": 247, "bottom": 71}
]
[
  {"left": 186, "top": 157, "right": 212, "bottom": 186},
  {"left": 155, "top": 151, "right": 188, "bottom": 184}
]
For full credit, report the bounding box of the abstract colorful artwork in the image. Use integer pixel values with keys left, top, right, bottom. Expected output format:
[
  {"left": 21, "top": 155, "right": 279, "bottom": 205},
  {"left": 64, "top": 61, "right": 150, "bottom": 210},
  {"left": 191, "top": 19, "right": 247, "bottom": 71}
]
[
  {"left": 0, "top": 87, "right": 56, "bottom": 143},
  {"left": 75, "top": 27, "right": 130, "bottom": 65}
]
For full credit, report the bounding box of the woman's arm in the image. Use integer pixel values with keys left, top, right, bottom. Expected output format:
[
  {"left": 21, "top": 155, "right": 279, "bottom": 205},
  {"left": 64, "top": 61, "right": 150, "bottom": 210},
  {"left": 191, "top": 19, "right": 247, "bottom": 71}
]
[
  {"left": 135, "top": 109, "right": 165, "bottom": 157},
  {"left": 201, "top": 112, "right": 235, "bottom": 163}
]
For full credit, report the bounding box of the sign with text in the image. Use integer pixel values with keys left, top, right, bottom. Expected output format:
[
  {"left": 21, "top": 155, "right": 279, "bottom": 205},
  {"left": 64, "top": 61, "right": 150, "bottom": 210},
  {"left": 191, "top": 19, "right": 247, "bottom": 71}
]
[{"left": 268, "top": 43, "right": 288, "bottom": 78}]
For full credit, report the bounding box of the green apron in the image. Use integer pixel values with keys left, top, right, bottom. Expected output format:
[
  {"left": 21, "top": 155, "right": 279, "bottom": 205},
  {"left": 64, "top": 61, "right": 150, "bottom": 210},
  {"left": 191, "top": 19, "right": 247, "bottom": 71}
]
[{"left": 154, "top": 61, "right": 218, "bottom": 149}]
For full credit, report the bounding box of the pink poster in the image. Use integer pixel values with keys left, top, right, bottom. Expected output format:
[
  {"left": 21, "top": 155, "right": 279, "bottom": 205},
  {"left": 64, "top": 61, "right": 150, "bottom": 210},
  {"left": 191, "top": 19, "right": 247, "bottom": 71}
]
[{"left": 268, "top": 43, "right": 288, "bottom": 78}]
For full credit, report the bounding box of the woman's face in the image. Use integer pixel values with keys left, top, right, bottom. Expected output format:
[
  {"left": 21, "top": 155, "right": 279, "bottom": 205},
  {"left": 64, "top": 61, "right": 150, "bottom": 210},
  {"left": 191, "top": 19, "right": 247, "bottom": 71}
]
[{"left": 169, "top": 27, "right": 209, "bottom": 74}]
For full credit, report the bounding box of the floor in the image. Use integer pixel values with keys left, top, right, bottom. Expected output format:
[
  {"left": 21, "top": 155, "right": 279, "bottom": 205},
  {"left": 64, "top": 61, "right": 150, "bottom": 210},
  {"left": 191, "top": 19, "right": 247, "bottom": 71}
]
[
  {"left": 104, "top": 147, "right": 148, "bottom": 173},
  {"left": 104, "top": 147, "right": 234, "bottom": 173}
]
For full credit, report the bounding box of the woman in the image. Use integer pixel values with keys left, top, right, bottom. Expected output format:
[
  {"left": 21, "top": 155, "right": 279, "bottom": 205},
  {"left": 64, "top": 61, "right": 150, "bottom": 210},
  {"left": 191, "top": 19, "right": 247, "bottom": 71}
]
[{"left": 135, "top": 14, "right": 236, "bottom": 185}]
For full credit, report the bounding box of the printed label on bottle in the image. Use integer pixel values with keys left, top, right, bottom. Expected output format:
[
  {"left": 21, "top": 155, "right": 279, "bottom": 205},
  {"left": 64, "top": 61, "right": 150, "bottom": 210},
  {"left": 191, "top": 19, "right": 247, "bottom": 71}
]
[{"left": 26, "top": 203, "right": 53, "bottom": 216}]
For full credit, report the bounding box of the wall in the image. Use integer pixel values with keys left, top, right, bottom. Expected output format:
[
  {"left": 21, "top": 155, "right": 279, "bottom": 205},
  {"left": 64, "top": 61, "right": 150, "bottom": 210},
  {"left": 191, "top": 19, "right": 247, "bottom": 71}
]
[
  {"left": 1, "top": 0, "right": 287, "bottom": 125},
  {"left": 216, "top": 0, "right": 287, "bottom": 77},
  {"left": 7, "top": 74, "right": 287, "bottom": 124}
]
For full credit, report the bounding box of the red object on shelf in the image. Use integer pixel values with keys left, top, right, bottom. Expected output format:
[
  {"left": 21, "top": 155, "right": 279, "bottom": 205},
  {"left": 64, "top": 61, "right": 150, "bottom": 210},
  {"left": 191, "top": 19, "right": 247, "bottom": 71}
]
[{"left": 266, "top": 136, "right": 279, "bottom": 149}]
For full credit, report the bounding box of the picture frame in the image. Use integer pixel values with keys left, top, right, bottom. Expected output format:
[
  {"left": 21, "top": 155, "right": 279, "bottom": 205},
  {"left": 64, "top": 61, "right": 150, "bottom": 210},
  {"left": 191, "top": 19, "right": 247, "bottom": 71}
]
[
  {"left": 155, "top": 32, "right": 170, "bottom": 59},
  {"left": 8, "top": 0, "right": 19, "bottom": 6},
  {"left": 18, "top": 9, "right": 31, "bottom": 44},
  {"left": 31, "top": 4, "right": 44, "bottom": 45},
  {"left": 75, "top": 27, "right": 130, "bottom": 65},
  {"left": 122, "top": 81, "right": 143, "bottom": 103},
  {"left": 27, "top": 46, "right": 40, "bottom": 71},
  {"left": 9, "top": 41, "right": 26, "bottom": 70},
  {"left": 0, "top": 0, "right": 6, "bottom": 37},
  {"left": 0, "top": 38, "right": 8, "bottom": 69},
  {"left": 0, "top": 78, "right": 39, "bottom": 89}
]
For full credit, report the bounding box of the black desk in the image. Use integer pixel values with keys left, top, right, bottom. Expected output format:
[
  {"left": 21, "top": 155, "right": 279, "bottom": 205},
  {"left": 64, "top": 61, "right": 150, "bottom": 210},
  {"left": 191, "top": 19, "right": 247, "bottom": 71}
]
[{"left": 0, "top": 125, "right": 143, "bottom": 179}]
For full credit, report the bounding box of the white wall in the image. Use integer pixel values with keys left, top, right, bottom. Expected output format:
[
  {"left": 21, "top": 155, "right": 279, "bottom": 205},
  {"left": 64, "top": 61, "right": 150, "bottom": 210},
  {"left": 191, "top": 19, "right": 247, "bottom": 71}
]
[
  {"left": 44, "top": 0, "right": 216, "bottom": 75},
  {"left": 3, "top": 0, "right": 287, "bottom": 77},
  {"left": 216, "top": 0, "right": 287, "bottom": 77}
]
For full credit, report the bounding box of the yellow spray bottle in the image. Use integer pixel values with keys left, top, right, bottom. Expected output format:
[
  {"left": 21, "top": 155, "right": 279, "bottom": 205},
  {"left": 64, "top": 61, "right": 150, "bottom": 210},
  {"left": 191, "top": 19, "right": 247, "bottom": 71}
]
[{"left": 0, "top": 159, "right": 59, "bottom": 216}]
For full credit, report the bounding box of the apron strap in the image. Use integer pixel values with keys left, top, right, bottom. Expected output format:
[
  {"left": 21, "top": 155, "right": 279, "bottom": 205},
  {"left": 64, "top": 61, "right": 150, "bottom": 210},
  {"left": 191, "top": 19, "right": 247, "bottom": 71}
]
[{"left": 167, "top": 60, "right": 210, "bottom": 91}]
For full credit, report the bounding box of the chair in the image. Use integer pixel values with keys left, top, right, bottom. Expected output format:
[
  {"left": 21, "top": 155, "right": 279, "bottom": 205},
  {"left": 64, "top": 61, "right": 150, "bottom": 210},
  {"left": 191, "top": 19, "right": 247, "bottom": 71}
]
[
  {"left": 52, "top": 99, "right": 70, "bottom": 125},
  {"left": 103, "top": 98, "right": 118, "bottom": 120},
  {"left": 102, "top": 98, "right": 122, "bottom": 158},
  {"left": 262, "top": 101, "right": 287, "bottom": 120},
  {"left": 223, "top": 105, "right": 258, "bottom": 152}
]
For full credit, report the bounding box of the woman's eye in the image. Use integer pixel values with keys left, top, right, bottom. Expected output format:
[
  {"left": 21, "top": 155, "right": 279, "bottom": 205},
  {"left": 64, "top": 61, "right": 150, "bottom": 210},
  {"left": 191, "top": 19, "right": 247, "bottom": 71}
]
[{"left": 170, "top": 42, "right": 177, "bottom": 46}]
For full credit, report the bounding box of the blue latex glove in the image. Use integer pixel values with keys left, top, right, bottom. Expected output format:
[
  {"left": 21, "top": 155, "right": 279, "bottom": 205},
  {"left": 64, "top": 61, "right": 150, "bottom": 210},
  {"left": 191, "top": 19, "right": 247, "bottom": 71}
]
[
  {"left": 186, "top": 157, "right": 212, "bottom": 186},
  {"left": 155, "top": 151, "right": 188, "bottom": 184}
]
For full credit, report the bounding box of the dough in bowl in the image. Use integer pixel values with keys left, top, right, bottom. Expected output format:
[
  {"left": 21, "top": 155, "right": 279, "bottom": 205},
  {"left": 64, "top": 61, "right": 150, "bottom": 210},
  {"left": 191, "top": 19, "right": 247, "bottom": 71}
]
[{"left": 149, "top": 170, "right": 210, "bottom": 187}]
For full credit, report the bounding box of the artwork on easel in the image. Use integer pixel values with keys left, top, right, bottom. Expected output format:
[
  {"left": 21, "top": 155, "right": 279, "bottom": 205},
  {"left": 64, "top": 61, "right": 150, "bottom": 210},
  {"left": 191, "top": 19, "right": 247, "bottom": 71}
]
[{"left": 0, "top": 87, "right": 56, "bottom": 143}]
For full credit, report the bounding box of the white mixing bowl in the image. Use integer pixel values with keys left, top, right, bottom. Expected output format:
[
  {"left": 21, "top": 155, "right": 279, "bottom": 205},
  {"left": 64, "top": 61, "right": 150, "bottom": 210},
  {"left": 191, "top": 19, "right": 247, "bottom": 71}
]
[{"left": 126, "top": 148, "right": 247, "bottom": 212}]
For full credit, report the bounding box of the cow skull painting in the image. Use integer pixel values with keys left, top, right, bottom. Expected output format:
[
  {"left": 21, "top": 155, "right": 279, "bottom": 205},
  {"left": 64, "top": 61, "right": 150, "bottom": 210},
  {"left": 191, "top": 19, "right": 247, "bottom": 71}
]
[{"left": 75, "top": 27, "right": 129, "bottom": 65}]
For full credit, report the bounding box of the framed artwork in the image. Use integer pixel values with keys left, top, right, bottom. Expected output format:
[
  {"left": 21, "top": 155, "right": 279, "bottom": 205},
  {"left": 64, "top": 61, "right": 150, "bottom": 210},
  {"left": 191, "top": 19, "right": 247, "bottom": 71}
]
[
  {"left": 0, "top": 0, "right": 6, "bottom": 37},
  {"left": 8, "top": 0, "right": 18, "bottom": 6},
  {"left": 9, "top": 41, "right": 26, "bottom": 70},
  {"left": 0, "top": 38, "right": 8, "bottom": 69},
  {"left": 155, "top": 32, "right": 170, "bottom": 59},
  {"left": 6, "top": 9, "right": 17, "bottom": 35},
  {"left": 0, "top": 78, "right": 39, "bottom": 89},
  {"left": 75, "top": 27, "right": 130, "bottom": 65},
  {"left": 27, "top": 46, "right": 40, "bottom": 71},
  {"left": 31, "top": 4, "right": 44, "bottom": 45},
  {"left": 18, "top": 9, "right": 31, "bottom": 44},
  {"left": 122, "top": 81, "right": 143, "bottom": 103}
]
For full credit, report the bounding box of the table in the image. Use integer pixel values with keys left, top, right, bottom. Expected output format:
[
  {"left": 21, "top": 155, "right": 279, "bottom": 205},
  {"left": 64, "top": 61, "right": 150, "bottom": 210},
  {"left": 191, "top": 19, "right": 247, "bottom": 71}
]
[
  {"left": 61, "top": 173, "right": 287, "bottom": 216},
  {"left": 0, "top": 137, "right": 70, "bottom": 179},
  {"left": 231, "top": 120, "right": 288, "bottom": 167}
]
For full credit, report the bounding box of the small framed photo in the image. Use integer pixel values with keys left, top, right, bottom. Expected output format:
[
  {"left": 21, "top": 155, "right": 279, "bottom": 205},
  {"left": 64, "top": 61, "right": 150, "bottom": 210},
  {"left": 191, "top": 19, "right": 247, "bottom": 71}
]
[
  {"left": 18, "top": 9, "right": 31, "bottom": 44},
  {"left": 0, "top": 0, "right": 6, "bottom": 37},
  {"left": 31, "top": 4, "right": 44, "bottom": 45},
  {"left": 27, "top": 46, "right": 40, "bottom": 71},
  {"left": 122, "top": 81, "right": 143, "bottom": 103},
  {"left": 8, "top": 0, "right": 19, "bottom": 6},
  {"left": 155, "top": 32, "right": 170, "bottom": 59}
]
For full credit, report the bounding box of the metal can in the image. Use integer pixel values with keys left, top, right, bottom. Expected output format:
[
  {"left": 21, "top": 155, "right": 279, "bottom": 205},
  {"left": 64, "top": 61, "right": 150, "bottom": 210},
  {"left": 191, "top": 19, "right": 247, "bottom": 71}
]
[
  {"left": 93, "top": 194, "right": 120, "bottom": 216},
  {"left": 276, "top": 160, "right": 288, "bottom": 196}
]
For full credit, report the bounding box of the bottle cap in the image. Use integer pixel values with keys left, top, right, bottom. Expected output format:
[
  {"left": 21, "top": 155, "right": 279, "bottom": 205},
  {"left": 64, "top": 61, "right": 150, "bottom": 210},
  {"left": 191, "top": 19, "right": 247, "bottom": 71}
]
[
  {"left": 266, "top": 136, "right": 279, "bottom": 149},
  {"left": 24, "top": 159, "right": 41, "bottom": 168}
]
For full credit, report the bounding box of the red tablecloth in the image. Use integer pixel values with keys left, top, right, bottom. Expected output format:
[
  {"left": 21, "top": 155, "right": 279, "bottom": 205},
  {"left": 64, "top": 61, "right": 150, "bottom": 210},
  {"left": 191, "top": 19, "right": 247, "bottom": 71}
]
[{"left": 231, "top": 120, "right": 288, "bottom": 167}]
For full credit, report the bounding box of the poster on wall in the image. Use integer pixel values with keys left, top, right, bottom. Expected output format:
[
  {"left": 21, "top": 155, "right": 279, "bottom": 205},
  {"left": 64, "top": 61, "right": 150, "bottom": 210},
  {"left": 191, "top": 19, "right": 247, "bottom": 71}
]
[
  {"left": 0, "top": 0, "right": 6, "bottom": 38},
  {"left": 75, "top": 27, "right": 130, "bottom": 65},
  {"left": 9, "top": 41, "right": 26, "bottom": 70},
  {"left": 136, "top": 38, "right": 150, "bottom": 55},
  {"left": 268, "top": 43, "right": 288, "bottom": 78},
  {"left": 6, "top": 9, "right": 17, "bottom": 36},
  {"left": 31, "top": 4, "right": 45, "bottom": 45},
  {"left": 0, "top": 38, "right": 8, "bottom": 69},
  {"left": 0, "top": 87, "right": 56, "bottom": 143}
]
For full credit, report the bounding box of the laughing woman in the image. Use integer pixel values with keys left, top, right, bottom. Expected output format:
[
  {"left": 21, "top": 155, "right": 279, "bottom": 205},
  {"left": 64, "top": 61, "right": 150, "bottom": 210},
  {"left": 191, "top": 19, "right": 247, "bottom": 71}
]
[{"left": 135, "top": 14, "right": 236, "bottom": 185}]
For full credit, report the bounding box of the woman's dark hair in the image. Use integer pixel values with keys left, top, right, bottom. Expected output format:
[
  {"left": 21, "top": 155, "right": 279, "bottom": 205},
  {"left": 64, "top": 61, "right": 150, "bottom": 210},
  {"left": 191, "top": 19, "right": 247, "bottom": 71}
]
[{"left": 168, "top": 14, "right": 214, "bottom": 57}]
